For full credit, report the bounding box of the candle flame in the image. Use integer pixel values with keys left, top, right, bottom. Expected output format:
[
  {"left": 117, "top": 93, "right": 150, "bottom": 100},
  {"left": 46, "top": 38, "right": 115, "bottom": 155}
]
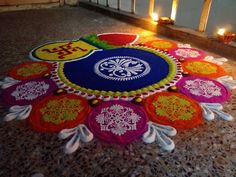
[
  {"left": 152, "top": 13, "right": 159, "bottom": 22},
  {"left": 218, "top": 28, "right": 225, "bottom": 36}
]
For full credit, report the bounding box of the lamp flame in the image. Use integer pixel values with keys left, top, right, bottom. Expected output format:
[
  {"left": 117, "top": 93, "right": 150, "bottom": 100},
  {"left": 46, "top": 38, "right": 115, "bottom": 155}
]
[
  {"left": 152, "top": 13, "right": 159, "bottom": 22},
  {"left": 217, "top": 28, "right": 225, "bottom": 36}
]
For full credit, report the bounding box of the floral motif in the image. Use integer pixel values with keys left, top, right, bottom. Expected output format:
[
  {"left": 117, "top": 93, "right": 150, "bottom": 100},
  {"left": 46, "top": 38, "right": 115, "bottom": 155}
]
[
  {"left": 94, "top": 56, "right": 150, "bottom": 81},
  {"left": 152, "top": 41, "right": 173, "bottom": 49},
  {"left": 11, "top": 81, "right": 49, "bottom": 101},
  {"left": 175, "top": 49, "right": 200, "bottom": 58},
  {"left": 183, "top": 79, "right": 221, "bottom": 98},
  {"left": 185, "top": 61, "right": 217, "bottom": 74},
  {"left": 95, "top": 104, "right": 141, "bottom": 135},
  {"left": 16, "top": 63, "right": 48, "bottom": 77},
  {"left": 153, "top": 95, "right": 196, "bottom": 121},
  {"left": 40, "top": 98, "right": 84, "bottom": 124}
]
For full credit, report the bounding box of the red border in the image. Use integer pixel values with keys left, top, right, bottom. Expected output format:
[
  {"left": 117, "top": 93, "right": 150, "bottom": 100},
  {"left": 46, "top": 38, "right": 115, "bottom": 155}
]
[
  {"left": 9, "top": 61, "right": 52, "bottom": 80},
  {"left": 29, "top": 94, "right": 90, "bottom": 133}
]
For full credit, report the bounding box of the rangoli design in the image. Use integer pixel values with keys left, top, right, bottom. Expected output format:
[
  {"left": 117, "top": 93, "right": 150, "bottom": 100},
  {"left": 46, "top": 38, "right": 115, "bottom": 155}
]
[
  {"left": 95, "top": 104, "right": 141, "bottom": 135},
  {"left": 144, "top": 92, "right": 203, "bottom": 129},
  {"left": 11, "top": 81, "right": 49, "bottom": 101},
  {"left": 144, "top": 39, "right": 177, "bottom": 51},
  {"left": 2, "top": 78, "right": 57, "bottom": 106},
  {"left": 185, "top": 61, "right": 216, "bottom": 74},
  {"left": 183, "top": 79, "right": 221, "bottom": 98},
  {"left": 40, "top": 98, "right": 84, "bottom": 124},
  {"left": 30, "top": 40, "right": 99, "bottom": 62},
  {"left": 1, "top": 33, "right": 235, "bottom": 154},
  {"left": 87, "top": 100, "right": 148, "bottom": 145},
  {"left": 175, "top": 48, "right": 200, "bottom": 58},
  {"left": 94, "top": 56, "right": 150, "bottom": 81},
  {"left": 181, "top": 60, "right": 226, "bottom": 78},
  {"left": 153, "top": 95, "right": 196, "bottom": 121},
  {"left": 52, "top": 47, "right": 182, "bottom": 98},
  {"left": 176, "top": 76, "right": 231, "bottom": 103},
  {"left": 29, "top": 94, "right": 90, "bottom": 133},
  {"left": 17, "top": 63, "right": 48, "bottom": 77},
  {"left": 9, "top": 62, "right": 52, "bottom": 80},
  {"left": 168, "top": 48, "right": 206, "bottom": 60}
]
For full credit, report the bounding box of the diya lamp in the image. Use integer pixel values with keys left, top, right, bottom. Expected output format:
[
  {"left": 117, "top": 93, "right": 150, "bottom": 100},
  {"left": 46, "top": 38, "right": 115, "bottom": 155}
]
[
  {"left": 152, "top": 12, "right": 174, "bottom": 25},
  {"left": 168, "top": 86, "right": 178, "bottom": 92},
  {"left": 182, "top": 71, "right": 189, "bottom": 77},
  {"left": 89, "top": 98, "right": 101, "bottom": 107},
  {"left": 151, "top": 12, "right": 159, "bottom": 23},
  {"left": 178, "top": 58, "right": 185, "bottom": 62},
  {"left": 54, "top": 88, "right": 67, "bottom": 95},
  {"left": 42, "top": 73, "right": 51, "bottom": 79},
  {"left": 217, "top": 28, "right": 236, "bottom": 43},
  {"left": 158, "top": 16, "right": 174, "bottom": 25},
  {"left": 132, "top": 97, "right": 143, "bottom": 105}
]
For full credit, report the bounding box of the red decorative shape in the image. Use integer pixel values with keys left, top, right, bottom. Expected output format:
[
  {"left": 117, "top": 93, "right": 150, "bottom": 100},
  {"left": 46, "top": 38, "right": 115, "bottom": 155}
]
[
  {"left": 97, "top": 33, "right": 139, "bottom": 46},
  {"left": 29, "top": 94, "right": 90, "bottom": 133},
  {"left": 144, "top": 92, "right": 203, "bottom": 130},
  {"left": 9, "top": 61, "right": 52, "bottom": 80}
]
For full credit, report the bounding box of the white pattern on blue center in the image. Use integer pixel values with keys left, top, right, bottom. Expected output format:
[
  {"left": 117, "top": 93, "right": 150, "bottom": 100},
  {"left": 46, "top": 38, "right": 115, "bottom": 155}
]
[{"left": 94, "top": 56, "right": 151, "bottom": 81}]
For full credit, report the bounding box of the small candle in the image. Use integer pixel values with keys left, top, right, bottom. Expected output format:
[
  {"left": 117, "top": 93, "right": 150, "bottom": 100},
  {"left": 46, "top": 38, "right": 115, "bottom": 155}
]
[
  {"left": 217, "top": 28, "right": 225, "bottom": 36},
  {"left": 158, "top": 17, "right": 174, "bottom": 25},
  {"left": 152, "top": 13, "right": 159, "bottom": 22},
  {"left": 217, "top": 28, "right": 236, "bottom": 43}
]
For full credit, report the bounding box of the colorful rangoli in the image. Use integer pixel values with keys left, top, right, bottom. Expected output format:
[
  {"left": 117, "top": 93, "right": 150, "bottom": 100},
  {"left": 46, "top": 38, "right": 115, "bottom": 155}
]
[
  {"left": 144, "top": 39, "right": 178, "bottom": 52},
  {"left": 1, "top": 33, "right": 235, "bottom": 154},
  {"left": 181, "top": 60, "right": 226, "bottom": 78}
]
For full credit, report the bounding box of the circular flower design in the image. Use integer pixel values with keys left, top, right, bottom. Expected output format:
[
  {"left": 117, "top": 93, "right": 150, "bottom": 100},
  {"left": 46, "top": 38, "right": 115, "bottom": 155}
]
[
  {"left": 87, "top": 100, "right": 148, "bottom": 145},
  {"left": 182, "top": 60, "right": 226, "bottom": 78},
  {"left": 176, "top": 76, "right": 231, "bottom": 103},
  {"left": 2, "top": 78, "right": 57, "bottom": 106},
  {"left": 17, "top": 63, "right": 48, "bottom": 77},
  {"left": 144, "top": 92, "right": 203, "bottom": 129},
  {"left": 40, "top": 98, "right": 84, "bottom": 124},
  {"left": 183, "top": 79, "right": 221, "bottom": 98},
  {"left": 185, "top": 61, "right": 217, "bottom": 74},
  {"left": 94, "top": 56, "right": 151, "bottom": 81},
  {"left": 11, "top": 81, "right": 50, "bottom": 101},
  {"left": 29, "top": 94, "right": 90, "bottom": 132},
  {"left": 95, "top": 104, "right": 141, "bottom": 135},
  {"left": 168, "top": 48, "right": 206, "bottom": 60},
  {"left": 144, "top": 40, "right": 177, "bottom": 51},
  {"left": 9, "top": 62, "right": 52, "bottom": 80},
  {"left": 52, "top": 47, "right": 181, "bottom": 99},
  {"left": 152, "top": 41, "right": 173, "bottom": 49},
  {"left": 153, "top": 95, "right": 196, "bottom": 121},
  {"left": 2, "top": 33, "right": 235, "bottom": 154},
  {"left": 175, "top": 49, "right": 200, "bottom": 58}
]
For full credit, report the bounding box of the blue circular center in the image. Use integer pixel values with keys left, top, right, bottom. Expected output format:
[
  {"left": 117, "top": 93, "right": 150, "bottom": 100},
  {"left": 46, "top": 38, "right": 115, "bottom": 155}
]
[{"left": 62, "top": 48, "right": 170, "bottom": 92}]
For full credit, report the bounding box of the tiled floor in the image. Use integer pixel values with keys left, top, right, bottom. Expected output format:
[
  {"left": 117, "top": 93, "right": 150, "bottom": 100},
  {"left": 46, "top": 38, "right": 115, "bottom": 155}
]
[{"left": 0, "top": 6, "right": 236, "bottom": 177}]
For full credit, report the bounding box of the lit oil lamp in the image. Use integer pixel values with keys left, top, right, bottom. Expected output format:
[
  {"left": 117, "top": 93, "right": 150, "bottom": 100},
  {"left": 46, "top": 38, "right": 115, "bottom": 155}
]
[
  {"left": 158, "top": 16, "right": 174, "bottom": 25},
  {"left": 151, "top": 12, "right": 159, "bottom": 22},
  {"left": 152, "top": 12, "right": 174, "bottom": 25},
  {"left": 217, "top": 28, "right": 236, "bottom": 43}
]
